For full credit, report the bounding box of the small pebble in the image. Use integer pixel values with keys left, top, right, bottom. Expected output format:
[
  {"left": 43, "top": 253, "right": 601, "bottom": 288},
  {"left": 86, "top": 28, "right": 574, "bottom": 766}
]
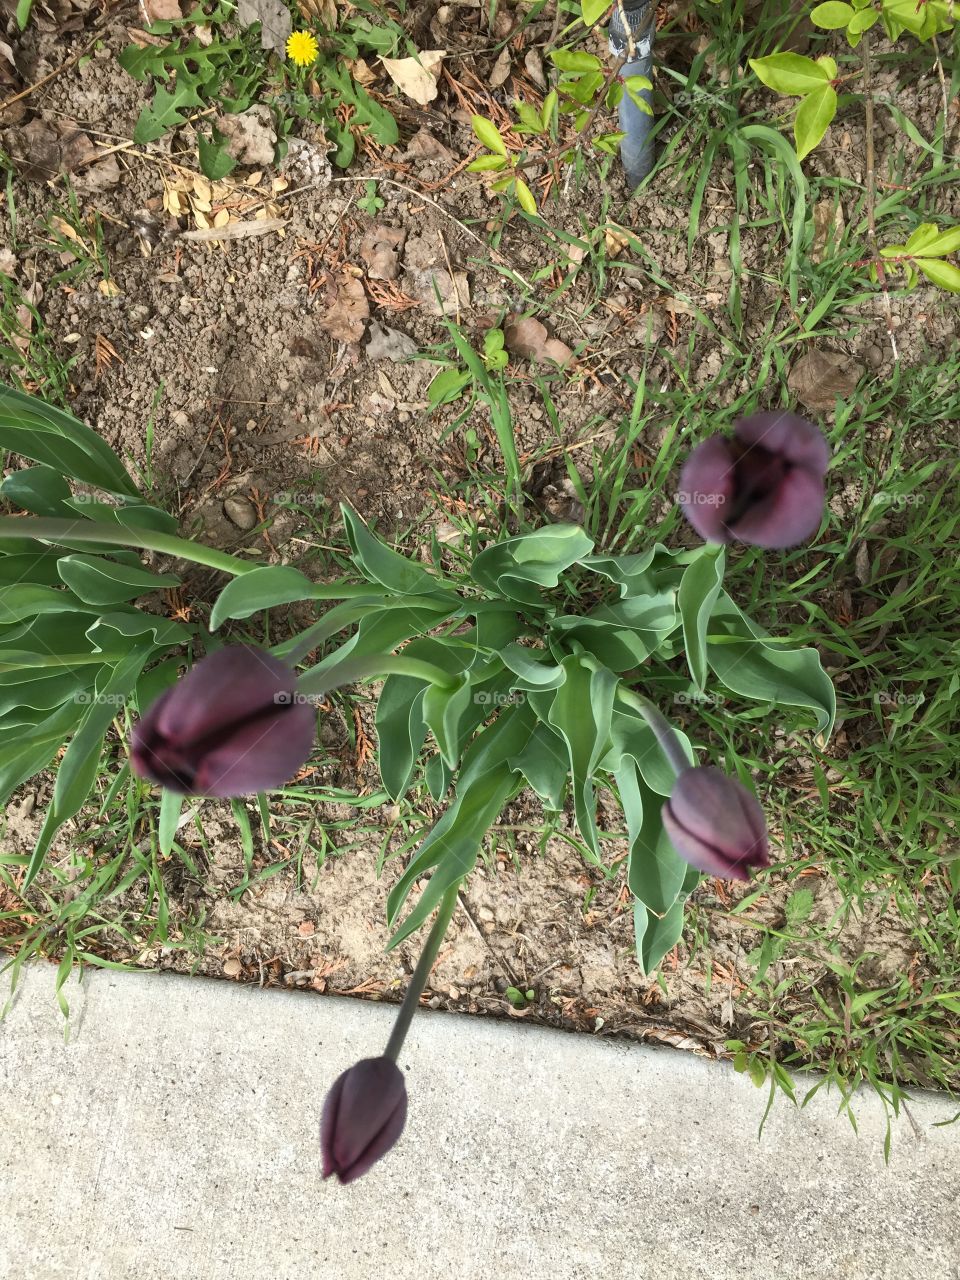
[{"left": 223, "top": 495, "right": 258, "bottom": 530}]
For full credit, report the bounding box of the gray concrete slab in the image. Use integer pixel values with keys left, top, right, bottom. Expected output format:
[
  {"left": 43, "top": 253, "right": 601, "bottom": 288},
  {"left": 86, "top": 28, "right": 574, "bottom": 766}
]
[{"left": 1, "top": 963, "right": 957, "bottom": 1280}]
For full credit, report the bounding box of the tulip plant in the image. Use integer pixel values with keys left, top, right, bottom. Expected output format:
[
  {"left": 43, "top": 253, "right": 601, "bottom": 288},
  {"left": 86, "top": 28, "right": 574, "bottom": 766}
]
[{"left": 0, "top": 384, "right": 835, "bottom": 1182}]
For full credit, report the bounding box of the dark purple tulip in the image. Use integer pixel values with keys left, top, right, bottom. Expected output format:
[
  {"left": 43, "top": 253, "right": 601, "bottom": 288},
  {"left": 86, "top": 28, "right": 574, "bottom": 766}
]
[
  {"left": 662, "top": 766, "right": 770, "bottom": 882},
  {"left": 678, "top": 411, "right": 830, "bottom": 549},
  {"left": 321, "top": 1057, "right": 407, "bottom": 1184},
  {"left": 131, "top": 646, "right": 316, "bottom": 797}
]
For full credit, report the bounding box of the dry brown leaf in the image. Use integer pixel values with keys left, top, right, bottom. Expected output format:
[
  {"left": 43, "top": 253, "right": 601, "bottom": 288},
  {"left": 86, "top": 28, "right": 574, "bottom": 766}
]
[
  {"left": 142, "top": 0, "right": 182, "bottom": 19},
  {"left": 217, "top": 105, "right": 277, "bottom": 167},
  {"left": 504, "top": 316, "right": 548, "bottom": 359},
  {"left": 403, "top": 127, "right": 456, "bottom": 165},
  {"left": 366, "top": 321, "right": 417, "bottom": 362},
  {"left": 811, "top": 199, "right": 845, "bottom": 264},
  {"left": 490, "top": 47, "right": 512, "bottom": 89},
  {"left": 360, "top": 224, "right": 406, "bottom": 281},
  {"left": 320, "top": 272, "right": 369, "bottom": 344},
  {"left": 298, "top": 0, "right": 337, "bottom": 26},
  {"left": 406, "top": 266, "right": 469, "bottom": 317},
  {"left": 788, "top": 349, "right": 862, "bottom": 412},
  {"left": 524, "top": 47, "right": 546, "bottom": 89},
  {"left": 381, "top": 50, "right": 446, "bottom": 105},
  {"left": 504, "top": 317, "right": 575, "bottom": 367},
  {"left": 346, "top": 56, "right": 375, "bottom": 86},
  {"left": 98, "top": 279, "right": 122, "bottom": 298},
  {"left": 236, "top": 0, "right": 291, "bottom": 50}
]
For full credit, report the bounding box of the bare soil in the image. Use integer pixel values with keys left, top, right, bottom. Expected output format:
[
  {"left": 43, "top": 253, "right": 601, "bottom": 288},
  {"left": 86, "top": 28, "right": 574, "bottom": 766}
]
[{"left": 1, "top": 2, "right": 958, "bottom": 1079}]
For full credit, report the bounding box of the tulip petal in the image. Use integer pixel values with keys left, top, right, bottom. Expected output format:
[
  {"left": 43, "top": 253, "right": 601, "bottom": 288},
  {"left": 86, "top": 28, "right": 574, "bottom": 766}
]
[
  {"left": 662, "top": 767, "right": 769, "bottom": 881},
  {"left": 677, "top": 435, "right": 737, "bottom": 543},
  {"left": 734, "top": 410, "right": 831, "bottom": 476},
  {"left": 728, "top": 466, "right": 825, "bottom": 549},
  {"left": 193, "top": 700, "right": 317, "bottom": 797},
  {"left": 155, "top": 646, "right": 297, "bottom": 746},
  {"left": 321, "top": 1057, "right": 407, "bottom": 1184}
]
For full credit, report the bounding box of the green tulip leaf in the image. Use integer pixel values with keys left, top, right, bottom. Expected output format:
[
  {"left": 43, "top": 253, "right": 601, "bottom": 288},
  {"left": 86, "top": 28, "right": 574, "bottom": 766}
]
[
  {"left": 678, "top": 545, "right": 726, "bottom": 690},
  {"left": 57, "top": 554, "right": 180, "bottom": 606}
]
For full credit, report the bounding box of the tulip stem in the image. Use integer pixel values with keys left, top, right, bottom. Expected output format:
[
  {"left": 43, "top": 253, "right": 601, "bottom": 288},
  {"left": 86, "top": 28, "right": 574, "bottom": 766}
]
[
  {"left": 621, "top": 690, "right": 691, "bottom": 778},
  {"left": 383, "top": 885, "right": 459, "bottom": 1063},
  {"left": 0, "top": 517, "right": 255, "bottom": 577}
]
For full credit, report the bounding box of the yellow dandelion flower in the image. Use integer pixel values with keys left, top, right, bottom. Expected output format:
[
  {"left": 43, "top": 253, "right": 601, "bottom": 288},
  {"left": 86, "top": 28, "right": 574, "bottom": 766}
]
[{"left": 286, "top": 30, "right": 319, "bottom": 67}]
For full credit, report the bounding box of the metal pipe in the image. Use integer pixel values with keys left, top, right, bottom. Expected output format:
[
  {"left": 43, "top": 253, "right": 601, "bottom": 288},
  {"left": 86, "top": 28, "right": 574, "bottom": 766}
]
[{"left": 608, "top": 0, "right": 657, "bottom": 188}]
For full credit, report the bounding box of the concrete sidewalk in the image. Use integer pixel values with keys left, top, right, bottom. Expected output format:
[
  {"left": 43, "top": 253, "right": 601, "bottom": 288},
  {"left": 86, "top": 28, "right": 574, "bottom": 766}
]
[{"left": 1, "top": 965, "right": 957, "bottom": 1280}]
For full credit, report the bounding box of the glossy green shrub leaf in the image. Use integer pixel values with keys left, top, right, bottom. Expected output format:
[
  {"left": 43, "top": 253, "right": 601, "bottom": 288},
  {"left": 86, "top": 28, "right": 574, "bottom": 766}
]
[
  {"left": 795, "top": 84, "right": 837, "bottom": 160},
  {"left": 581, "top": 0, "right": 610, "bottom": 25},
  {"left": 549, "top": 50, "right": 602, "bottom": 72},
  {"left": 915, "top": 259, "right": 960, "bottom": 291},
  {"left": 467, "top": 154, "right": 510, "bottom": 172},
  {"left": 912, "top": 225, "right": 960, "bottom": 256},
  {"left": 848, "top": 7, "right": 879, "bottom": 32},
  {"left": 514, "top": 178, "right": 537, "bottom": 215},
  {"left": 471, "top": 114, "right": 508, "bottom": 157},
  {"left": 810, "top": 1, "right": 854, "bottom": 27},
  {"left": 748, "top": 53, "right": 830, "bottom": 96}
]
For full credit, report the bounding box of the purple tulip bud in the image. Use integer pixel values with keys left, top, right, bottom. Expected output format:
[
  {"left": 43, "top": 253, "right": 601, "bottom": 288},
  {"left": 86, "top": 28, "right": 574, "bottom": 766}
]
[
  {"left": 678, "top": 411, "right": 830, "bottom": 548},
  {"left": 662, "top": 766, "right": 770, "bottom": 882},
  {"left": 321, "top": 1057, "right": 407, "bottom": 1184},
  {"left": 131, "top": 646, "right": 316, "bottom": 797}
]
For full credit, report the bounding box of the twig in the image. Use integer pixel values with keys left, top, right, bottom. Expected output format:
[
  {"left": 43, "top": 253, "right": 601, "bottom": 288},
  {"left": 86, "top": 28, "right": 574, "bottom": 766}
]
[
  {"left": 456, "top": 891, "right": 522, "bottom": 985},
  {"left": 861, "top": 33, "right": 899, "bottom": 361},
  {"left": 436, "top": 228, "right": 462, "bottom": 324},
  {"left": 179, "top": 217, "right": 286, "bottom": 242}
]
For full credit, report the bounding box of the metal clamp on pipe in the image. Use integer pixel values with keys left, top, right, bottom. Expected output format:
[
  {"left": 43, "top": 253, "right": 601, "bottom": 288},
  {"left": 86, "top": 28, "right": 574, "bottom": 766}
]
[{"left": 608, "top": 0, "right": 657, "bottom": 188}]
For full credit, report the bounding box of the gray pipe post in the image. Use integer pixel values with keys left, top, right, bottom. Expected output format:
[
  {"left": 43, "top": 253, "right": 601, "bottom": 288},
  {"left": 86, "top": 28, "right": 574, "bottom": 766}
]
[{"left": 608, "top": 0, "right": 657, "bottom": 188}]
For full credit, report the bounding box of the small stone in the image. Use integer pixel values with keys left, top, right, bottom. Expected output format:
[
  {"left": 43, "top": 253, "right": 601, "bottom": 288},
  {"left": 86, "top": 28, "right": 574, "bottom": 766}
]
[
  {"left": 477, "top": 906, "right": 494, "bottom": 922},
  {"left": 448, "top": 986, "right": 460, "bottom": 1000},
  {"left": 223, "top": 495, "right": 258, "bottom": 530},
  {"left": 864, "top": 344, "right": 883, "bottom": 369}
]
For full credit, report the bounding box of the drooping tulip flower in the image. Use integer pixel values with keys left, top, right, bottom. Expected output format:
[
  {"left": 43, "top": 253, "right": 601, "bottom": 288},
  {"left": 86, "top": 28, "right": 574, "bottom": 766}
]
[
  {"left": 678, "top": 411, "right": 830, "bottom": 549},
  {"left": 132, "top": 645, "right": 316, "bottom": 797},
  {"left": 321, "top": 1056, "right": 407, "bottom": 1184},
  {"left": 662, "top": 766, "right": 770, "bottom": 882}
]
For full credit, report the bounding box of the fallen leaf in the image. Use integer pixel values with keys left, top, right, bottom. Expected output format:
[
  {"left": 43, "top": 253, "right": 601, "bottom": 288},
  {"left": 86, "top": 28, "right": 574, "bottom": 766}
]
[
  {"left": 490, "top": 47, "right": 512, "bottom": 89},
  {"left": 524, "top": 47, "right": 546, "bottom": 89},
  {"left": 605, "top": 225, "right": 631, "bottom": 255},
  {"left": 142, "top": 0, "right": 182, "bottom": 18},
  {"left": 406, "top": 266, "right": 469, "bottom": 317},
  {"left": 217, "top": 105, "right": 277, "bottom": 167},
  {"left": 346, "top": 56, "right": 375, "bottom": 86},
  {"left": 504, "top": 317, "right": 575, "bottom": 367},
  {"left": 811, "top": 199, "right": 845, "bottom": 264},
  {"left": 5, "top": 119, "right": 61, "bottom": 182},
  {"left": 0, "top": 248, "right": 16, "bottom": 277},
  {"left": 788, "top": 349, "right": 862, "bottom": 411},
  {"left": 236, "top": 0, "right": 292, "bottom": 50},
  {"left": 299, "top": 0, "right": 337, "bottom": 25},
  {"left": 98, "top": 279, "right": 122, "bottom": 297},
  {"left": 504, "top": 316, "right": 548, "bottom": 358},
  {"left": 366, "top": 321, "right": 418, "bottom": 362},
  {"left": 320, "top": 272, "right": 369, "bottom": 344},
  {"left": 403, "top": 127, "right": 456, "bottom": 165},
  {"left": 222, "top": 956, "right": 242, "bottom": 977},
  {"left": 360, "top": 224, "right": 406, "bottom": 281},
  {"left": 381, "top": 50, "right": 446, "bottom": 105}
]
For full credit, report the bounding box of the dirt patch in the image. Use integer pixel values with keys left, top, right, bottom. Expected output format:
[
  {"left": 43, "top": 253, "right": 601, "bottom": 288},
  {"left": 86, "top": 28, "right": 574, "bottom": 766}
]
[{"left": 2, "top": 5, "right": 959, "bottom": 1090}]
